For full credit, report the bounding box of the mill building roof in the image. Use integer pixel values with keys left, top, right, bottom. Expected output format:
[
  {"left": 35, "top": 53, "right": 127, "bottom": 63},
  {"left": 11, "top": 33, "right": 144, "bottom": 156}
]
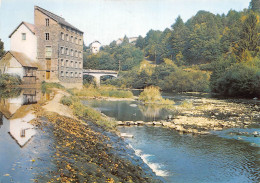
[{"left": 34, "top": 6, "right": 83, "bottom": 33}]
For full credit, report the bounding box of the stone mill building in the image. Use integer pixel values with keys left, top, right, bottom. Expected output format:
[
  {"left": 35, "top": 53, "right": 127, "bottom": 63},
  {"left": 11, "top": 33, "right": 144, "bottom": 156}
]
[{"left": 0, "top": 6, "right": 84, "bottom": 88}]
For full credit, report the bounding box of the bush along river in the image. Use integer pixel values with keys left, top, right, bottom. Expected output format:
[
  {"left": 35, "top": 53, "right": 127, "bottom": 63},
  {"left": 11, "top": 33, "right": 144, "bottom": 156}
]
[{"left": 82, "top": 93, "right": 260, "bottom": 183}]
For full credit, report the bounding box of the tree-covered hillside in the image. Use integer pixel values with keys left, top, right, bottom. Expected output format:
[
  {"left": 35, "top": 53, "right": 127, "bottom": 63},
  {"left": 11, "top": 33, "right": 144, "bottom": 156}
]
[{"left": 84, "top": 0, "right": 260, "bottom": 98}]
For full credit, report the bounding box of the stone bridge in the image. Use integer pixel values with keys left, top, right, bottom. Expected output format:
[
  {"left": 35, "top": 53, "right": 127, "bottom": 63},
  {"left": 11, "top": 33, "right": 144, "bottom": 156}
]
[{"left": 83, "top": 69, "right": 118, "bottom": 86}]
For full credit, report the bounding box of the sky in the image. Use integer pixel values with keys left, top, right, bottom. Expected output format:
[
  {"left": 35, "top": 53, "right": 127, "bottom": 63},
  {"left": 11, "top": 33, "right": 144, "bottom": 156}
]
[{"left": 0, "top": 0, "right": 250, "bottom": 50}]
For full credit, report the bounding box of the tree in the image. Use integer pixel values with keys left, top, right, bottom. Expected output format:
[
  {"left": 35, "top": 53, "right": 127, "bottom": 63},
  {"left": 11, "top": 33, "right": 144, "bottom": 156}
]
[
  {"left": 135, "top": 36, "right": 145, "bottom": 50},
  {"left": 0, "top": 39, "right": 5, "bottom": 59},
  {"left": 249, "top": 0, "right": 260, "bottom": 13},
  {"left": 184, "top": 11, "right": 222, "bottom": 64},
  {"left": 169, "top": 16, "right": 188, "bottom": 61},
  {"left": 237, "top": 12, "right": 260, "bottom": 59}
]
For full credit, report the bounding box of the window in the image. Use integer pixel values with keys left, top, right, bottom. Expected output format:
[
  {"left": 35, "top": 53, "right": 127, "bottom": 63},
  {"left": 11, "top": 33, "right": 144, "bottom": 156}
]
[
  {"left": 66, "top": 60, "right": 69, "bottom": 67},
  {"left": 75, "top": 51, "right": 78, "bottom": 57},
  {"left": 79, "top": 52, "right": 82, "bottom": 58},
  {"left": 66, "top": 72, "right": 69, "bottom": 77},
  {"left": 75, "top": 62, "right": 78, "bottom": 68},
  {"left": 75, "top": 72, "right": 78, "bottom": 78},
  {"left": 66, "top": 34, "right": 69, "bottom": 41},
  {"left": 71, "top": 72, "right": 74, "bottom": 77},
  {"left": 75, "top": 37, "right": 77, "bottom": 44},
  {"left": 71, "top": 36, "right": 73, "bottom": 43},
  {"left": 61, "top": 71, "right": 64, "bottom": 77},
  {"left": 61, "top": 47, "right": 64, "bottom": 54},
  {"left": 61, "top": 59, "right": 64, "bottom": 66},
  {"left": 22, "top": 33, "right": 26, "bottom": 40},
  {"left": 61, "top": 32, "right": 64, "bottom": 40},
  {"left": 66, "top": 48, "right": 69, "bottom": 55},
  {"left": 46, "top": 18, "right": 49, "bottom": 26},
  {"left": 71, "top": 49, "right": 74, "bottom": 56},
  {"left": 79, "top": 73, "right": 82, "bottom": 78},
  {"left": 79, "top": 62, "right": 81, "bottom": 68},
  {"left": 71, "top": 61, "right": 73, "bottom": 67},
  {"left": 45, "top": 33, "right": 49, "bottom": 40},
  {"left": 45, "top": 46, "right": 52, "bottom": 58}
]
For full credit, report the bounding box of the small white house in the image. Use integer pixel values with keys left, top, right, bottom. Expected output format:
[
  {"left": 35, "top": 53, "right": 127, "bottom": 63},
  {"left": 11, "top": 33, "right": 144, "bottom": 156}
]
[
  {"left": 9, "top": 22, "right": 37, "bottom": 60},
  {"left": 0, "top": 51, "right": 41, "bottom": 83},
  {"left": 90, "top": 41, "right": 101, "bottom": 54}
]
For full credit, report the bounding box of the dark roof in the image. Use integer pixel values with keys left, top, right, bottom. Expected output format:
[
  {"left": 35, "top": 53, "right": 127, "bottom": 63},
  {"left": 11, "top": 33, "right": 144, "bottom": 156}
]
[
  {"left": 35, "top": 6, "right": 83, "bottom": 33},
  {"left": 9, "top": 22, "right": 35, "bottom": 38}
]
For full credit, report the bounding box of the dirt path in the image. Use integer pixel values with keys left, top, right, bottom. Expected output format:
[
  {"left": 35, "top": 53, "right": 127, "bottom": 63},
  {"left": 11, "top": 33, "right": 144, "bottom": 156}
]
[{"left": 42, "top": 89, "right": 75, "bottom": 119}]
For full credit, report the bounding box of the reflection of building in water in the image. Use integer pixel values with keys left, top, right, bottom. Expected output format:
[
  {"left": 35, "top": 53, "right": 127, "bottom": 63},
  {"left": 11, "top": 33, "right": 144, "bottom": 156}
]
[
  {"left": 0, "top": 113, "right": 3, "bottom": 128},
  {"left": 0, "top": 88, "right": 49, "bottom": 147},
  {"left": 4, "top": 112, "right": 36, "bottom": 147}
]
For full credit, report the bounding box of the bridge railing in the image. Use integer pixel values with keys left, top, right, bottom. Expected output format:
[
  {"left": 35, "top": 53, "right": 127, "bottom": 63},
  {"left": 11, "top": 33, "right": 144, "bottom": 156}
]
[{"left": 83, "top": 69, "right": 118, "bottom": 74}]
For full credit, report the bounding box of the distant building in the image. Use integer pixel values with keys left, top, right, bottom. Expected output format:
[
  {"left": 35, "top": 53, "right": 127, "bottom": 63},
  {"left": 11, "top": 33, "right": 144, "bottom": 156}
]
[
  {"left": 0, "top": 6, "right": 84, "bottom": 88},
  {"left": 116, "top": 38, "right": 123, "bottom": 45},
  {"left": 116, "top": 37, "right": 138, "bottom": 45},
  {"left": 90, "top": 41, "right": 101, "bottom": 54},
  {"left": 129, "top": 37, "right": 138, "bottom": 44}
]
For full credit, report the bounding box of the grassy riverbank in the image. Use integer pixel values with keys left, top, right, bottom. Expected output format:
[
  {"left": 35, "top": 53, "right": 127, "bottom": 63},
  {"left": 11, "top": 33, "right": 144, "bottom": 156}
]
[
  {"left": 71, "top": 85, "right": 134, "bottom": 99},
  {"left": 60, "top": 95, "right": 117, "bottom": 130}
]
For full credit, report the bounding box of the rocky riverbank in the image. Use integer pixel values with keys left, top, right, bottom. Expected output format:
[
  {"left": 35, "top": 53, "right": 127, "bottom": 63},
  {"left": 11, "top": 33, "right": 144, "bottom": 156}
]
[{"left": 116, "top": 96, "right": 260, "bottom": 135}]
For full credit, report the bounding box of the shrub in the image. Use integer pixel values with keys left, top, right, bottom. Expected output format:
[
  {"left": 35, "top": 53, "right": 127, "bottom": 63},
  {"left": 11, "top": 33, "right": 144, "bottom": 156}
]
[
  {"left": 0, "top": 74, "right": 21, "bottom": 87},
  {"left": 214, "top": 62, "right": 260, "bottom": 97},
  {"left": 41, "top": 81, "right": 65, "bottom": 93},
  {"left": 139, "top": 86, "right": 175, "bottom": 105},
  {"left": 60, "top": 96, "right": 73, "bottom": 106}
]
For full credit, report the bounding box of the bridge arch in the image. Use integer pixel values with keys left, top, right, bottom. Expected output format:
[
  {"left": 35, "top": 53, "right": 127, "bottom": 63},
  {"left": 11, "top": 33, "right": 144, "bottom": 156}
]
[{"left": 83, "top": 69, "right": 118, "bottom": 86}]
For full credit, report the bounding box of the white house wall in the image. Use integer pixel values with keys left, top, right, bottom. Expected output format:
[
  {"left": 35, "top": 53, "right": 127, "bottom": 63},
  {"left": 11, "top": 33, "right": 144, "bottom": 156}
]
[
  {"left": 4, "top": 57, "right": 24, "bottom": 78},
  {"left": 10, "top": 24, "right": 37, "bottom": 60}
]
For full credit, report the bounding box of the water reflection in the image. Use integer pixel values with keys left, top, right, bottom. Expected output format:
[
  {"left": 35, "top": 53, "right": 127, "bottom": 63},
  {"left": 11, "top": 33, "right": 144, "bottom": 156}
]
[
  {"left": 0, "top": 88, "right": 52, "bottom": 147},
  {"left": 0, "top": 88, "right": 56, "bottom": 182},
  {"left": 82, "top": 100, "right": 175, "bottom": 122}
]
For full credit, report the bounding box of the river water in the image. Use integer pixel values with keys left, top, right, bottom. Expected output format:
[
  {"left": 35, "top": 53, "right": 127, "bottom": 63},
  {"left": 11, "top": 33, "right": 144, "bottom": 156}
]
[
  {"left": 0, "top": 88, "right": 56, "bottom": 182},
  {"left": 83, "top": 95, "right": 260, "bottom": 183},
  {"left": 0, "top": 88, "right": 259, "bottom": 182}
]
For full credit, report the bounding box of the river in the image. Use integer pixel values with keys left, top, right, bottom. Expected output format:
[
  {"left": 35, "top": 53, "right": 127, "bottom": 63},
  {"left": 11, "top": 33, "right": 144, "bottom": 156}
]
[
  {"left": 83, "top": 94, "right": 260, "bottom": 183},
  {"left": 0, "top": 88, "right": 259, "bottom": 182},
  {"left": 0, "top": 88, "right": 56, "bottom": 182}
]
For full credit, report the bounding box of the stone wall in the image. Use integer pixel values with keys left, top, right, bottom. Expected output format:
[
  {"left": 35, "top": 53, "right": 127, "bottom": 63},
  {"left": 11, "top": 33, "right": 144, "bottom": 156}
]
[{"left": 34, "top": 7, "right": 83, "bottom": 84}]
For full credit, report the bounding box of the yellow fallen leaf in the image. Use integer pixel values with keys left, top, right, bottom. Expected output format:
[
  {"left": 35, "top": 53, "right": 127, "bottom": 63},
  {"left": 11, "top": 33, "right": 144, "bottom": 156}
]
[{"left": 4, "top": 174, "right": 10, "bottom": 176}]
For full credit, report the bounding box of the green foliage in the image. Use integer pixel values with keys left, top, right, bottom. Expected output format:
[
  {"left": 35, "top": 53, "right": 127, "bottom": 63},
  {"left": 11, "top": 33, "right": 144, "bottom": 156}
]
[
  {"left": 249, "top": 0, "right": 260, "bottom": 13},
  {"left": 84, "top": 42, "right": 144, "bottom": 71},
  {"left": 0, "top": 74, "right": 21, "bottom": 87},
  {"left": 60, "top": 95, "right": 117, "bottom": 130},
  {"left": 72, "top": 85, "right": 133, "bottom": 99},
  {"left": 60, "top": 96, "right": 74, "bottom": 106},
  {"left": 237, "top": 12, "right": 260, "bottom": 59},
  {"left": 164, "top": 68, "right": 210, "bottom": 92},
  {"left": 0, "top": 39, "right": 5, "bottom": 59},
  {"left": 0, "top": 87, "right": 22, "bottom": 98},
  {"left": 139, "top": 86, "right": 175, "bottom": 105},
  {"left": 210, "top": 59, "right": 260, "bottom": 97},
  {"left": 41, "top": 82, "right": 65, "bottom": 93}
]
